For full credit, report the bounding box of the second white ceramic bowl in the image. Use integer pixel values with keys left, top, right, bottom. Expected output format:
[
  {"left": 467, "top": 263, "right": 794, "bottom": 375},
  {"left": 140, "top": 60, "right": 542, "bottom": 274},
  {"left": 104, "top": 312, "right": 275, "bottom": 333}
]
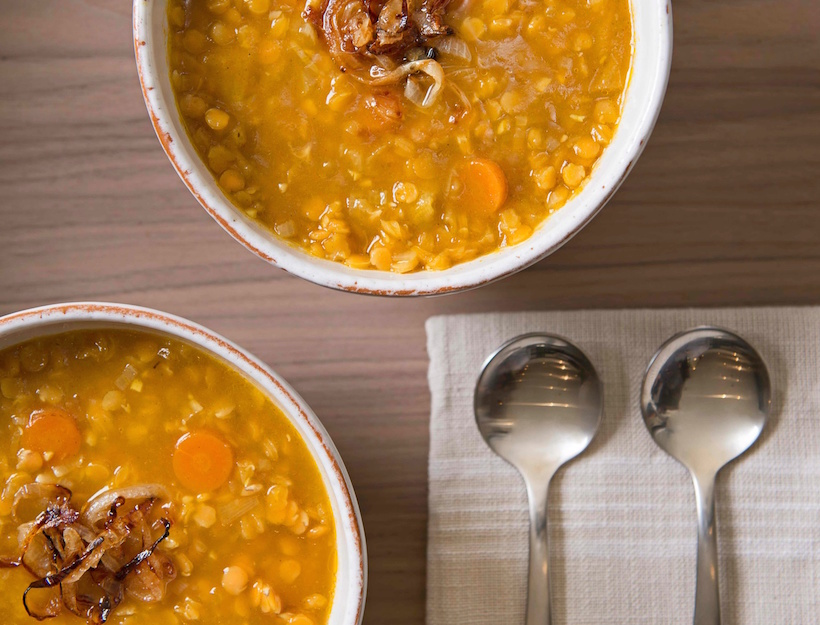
[
  {"left": 134, "top": 0, "right": 672, "bottom": 295},
  {"left": 0, "top": 302, "right": 366, "bottom": 625}
]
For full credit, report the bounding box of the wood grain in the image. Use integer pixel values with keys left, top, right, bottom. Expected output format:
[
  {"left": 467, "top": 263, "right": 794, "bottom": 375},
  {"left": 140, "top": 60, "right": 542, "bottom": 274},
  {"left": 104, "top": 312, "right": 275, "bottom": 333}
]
[{"left": 1, "top": 1, "right": 819, "bottom": 622}]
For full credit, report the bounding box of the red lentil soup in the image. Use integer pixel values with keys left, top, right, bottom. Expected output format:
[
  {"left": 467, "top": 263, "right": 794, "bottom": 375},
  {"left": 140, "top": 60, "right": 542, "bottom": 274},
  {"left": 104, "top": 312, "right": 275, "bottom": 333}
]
[
  {"left": 0, "top": 330, "right": 335, "bottom": 625},
  {"left": 168, "top": 0, "right": 632, "bottom": 272}
]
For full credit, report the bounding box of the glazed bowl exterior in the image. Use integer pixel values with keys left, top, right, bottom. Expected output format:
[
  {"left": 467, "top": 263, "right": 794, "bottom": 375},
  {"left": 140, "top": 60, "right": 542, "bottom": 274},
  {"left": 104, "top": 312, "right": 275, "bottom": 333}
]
[
  {"left": 134, "top": 0, "right": 672, "bottom": 296},
  {"left": 0, "top": 302, "right": 367, "bottom": 625}
]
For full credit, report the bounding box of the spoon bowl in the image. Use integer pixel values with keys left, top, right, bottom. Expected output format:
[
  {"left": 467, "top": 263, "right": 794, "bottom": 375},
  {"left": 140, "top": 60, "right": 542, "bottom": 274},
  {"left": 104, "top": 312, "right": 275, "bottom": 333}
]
[
  {"left": 641, "top": 327, "right": 771, "bottom": 625},
  {"left": 475, "top": 334, "right": 603, "bottom": 625},
  {"left": 642, "top": 328, "right": 771, "bottom": 474},
  {"left": 476, "top": 334, "right": 603, "bottom": 474}
]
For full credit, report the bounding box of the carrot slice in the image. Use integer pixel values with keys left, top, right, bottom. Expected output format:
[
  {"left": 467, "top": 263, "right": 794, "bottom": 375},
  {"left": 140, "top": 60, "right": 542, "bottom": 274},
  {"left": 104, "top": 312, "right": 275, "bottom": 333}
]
[
  {"left": 22, "top": 408, "right": 82, "bottom": 462},
  {"left": 458, "top": 157, "right": 509, "bottom": 215},
  {"left": 172, "top": 431, "right": 234, "bottom": 493}
]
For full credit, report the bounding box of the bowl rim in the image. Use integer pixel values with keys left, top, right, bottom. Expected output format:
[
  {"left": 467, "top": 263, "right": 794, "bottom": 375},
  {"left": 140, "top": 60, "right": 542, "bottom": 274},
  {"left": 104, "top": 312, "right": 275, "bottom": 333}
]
[
  {"left": 0, "top": 301, "right": 367, "bottom": 625},
  {"left": 134, "top": 0, "right": 672, "bottom": 296}
]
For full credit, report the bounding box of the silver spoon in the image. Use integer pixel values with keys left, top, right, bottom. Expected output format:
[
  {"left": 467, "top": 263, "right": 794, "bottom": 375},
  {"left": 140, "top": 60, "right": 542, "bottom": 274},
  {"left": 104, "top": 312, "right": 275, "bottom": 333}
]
[
  {"left": 640, "top": 327, "right": 771, "bottom": 625},
  {"left": 475, "top": 334, "right": 603, "bottom": 625}
]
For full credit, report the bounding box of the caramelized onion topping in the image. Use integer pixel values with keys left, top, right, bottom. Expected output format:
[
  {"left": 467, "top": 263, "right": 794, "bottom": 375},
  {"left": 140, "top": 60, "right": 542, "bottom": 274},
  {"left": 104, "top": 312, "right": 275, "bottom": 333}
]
[
  {"left": 2, "top": 483, "right": 175, "bottom": 624},
  {"left": 305, "top": 0, "right": 457, "bottom": 106},
  {"left": 82, "top": 484, "right": 171, "bottom": 528},
  {"left": 114, "top": 519, "right": 170, "bottom": 582}
]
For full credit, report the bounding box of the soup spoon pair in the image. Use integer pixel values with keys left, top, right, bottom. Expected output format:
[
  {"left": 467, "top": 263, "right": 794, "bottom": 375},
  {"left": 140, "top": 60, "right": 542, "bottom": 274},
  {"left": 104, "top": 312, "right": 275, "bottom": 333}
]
[{"left": 474, "top": 328, "right": 771, "bottom": 625}]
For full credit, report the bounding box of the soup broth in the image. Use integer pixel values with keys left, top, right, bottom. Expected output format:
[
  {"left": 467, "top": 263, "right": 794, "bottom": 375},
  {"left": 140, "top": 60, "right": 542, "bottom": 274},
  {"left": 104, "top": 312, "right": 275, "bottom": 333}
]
[
  {"left": 168, "top": 0, "right": 632, "bottom": 272},
  {"left": 0, "top": 329, "right": 335, "bottom": 625}
]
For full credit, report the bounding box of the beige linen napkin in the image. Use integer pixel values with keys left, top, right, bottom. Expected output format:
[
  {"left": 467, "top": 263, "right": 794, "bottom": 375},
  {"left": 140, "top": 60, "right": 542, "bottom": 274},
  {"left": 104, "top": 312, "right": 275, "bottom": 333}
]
[{"left": 426, "top": 308, "right": 820, "bottom": 624}]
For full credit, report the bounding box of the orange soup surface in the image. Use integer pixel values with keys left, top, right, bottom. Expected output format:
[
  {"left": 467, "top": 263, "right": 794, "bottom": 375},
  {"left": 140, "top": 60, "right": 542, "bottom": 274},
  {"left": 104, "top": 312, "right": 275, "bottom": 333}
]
[
  {"left": 168, "top": 0, "right": 632, "bottom": 272},
  {"left": 0, "top": 330, "right": 335, "bottom": 625}
]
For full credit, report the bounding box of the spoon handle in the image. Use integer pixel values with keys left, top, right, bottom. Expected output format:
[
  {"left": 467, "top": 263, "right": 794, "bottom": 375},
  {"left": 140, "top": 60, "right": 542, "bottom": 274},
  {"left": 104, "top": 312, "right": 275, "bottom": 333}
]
[
  {"left": 525, "top": 477, "right": 552, "bottom": 625},
  {"left": 692, "top": 470, "right": 720, "bottom": 625}
]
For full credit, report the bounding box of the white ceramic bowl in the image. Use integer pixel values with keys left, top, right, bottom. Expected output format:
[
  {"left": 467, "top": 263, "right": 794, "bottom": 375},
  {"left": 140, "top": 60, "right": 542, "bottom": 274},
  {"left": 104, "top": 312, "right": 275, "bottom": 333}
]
[
  {"left": 134, "top": 0, "right": 672, "bottom": 295},
  {"left": 0, "top": 302, "right": 366, "bottom": 625}
]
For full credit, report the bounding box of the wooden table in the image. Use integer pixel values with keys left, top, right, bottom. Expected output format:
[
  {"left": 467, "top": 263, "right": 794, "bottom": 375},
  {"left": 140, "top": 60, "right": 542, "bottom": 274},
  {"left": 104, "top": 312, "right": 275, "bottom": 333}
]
[{"left": 1, "top": 1, "right": 818, "bottom": 622}]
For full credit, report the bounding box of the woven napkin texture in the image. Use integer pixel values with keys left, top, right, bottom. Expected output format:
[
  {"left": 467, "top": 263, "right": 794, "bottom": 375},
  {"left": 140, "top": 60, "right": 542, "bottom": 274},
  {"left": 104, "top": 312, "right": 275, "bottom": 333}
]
[{"left": 426, "top": 308, "right": 820, "bottom": 625}]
